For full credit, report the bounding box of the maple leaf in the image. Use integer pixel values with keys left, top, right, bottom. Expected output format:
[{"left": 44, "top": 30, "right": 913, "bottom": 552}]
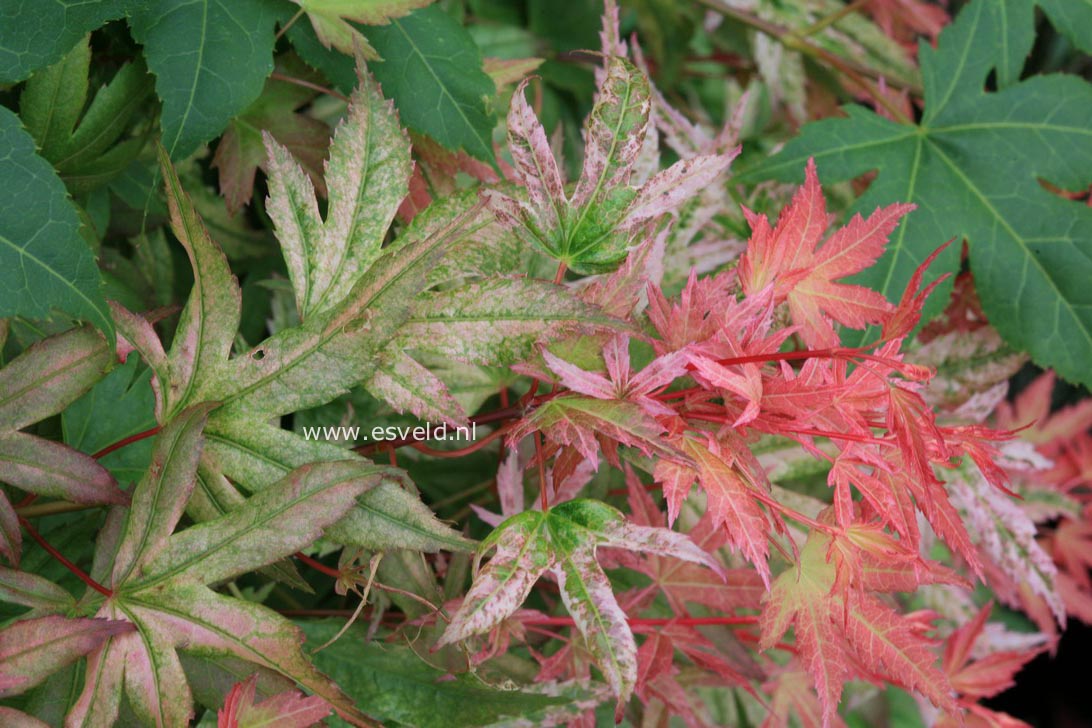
[
  {"left": 18, "top": 35, "right": 153, "bottom": 195},
  {"left": 62, "top": 404, "right": 382, "bottom": 726},
  {"left": 213, "top": 55, "right": 331, "bottom": 215},
  {"left": 614, "top": 466, "right": 766, "bottom": 617},
  {"left": 738, "top": 158, "right": 911, "bottom": 348},
  {"left": 655, "top": 434, "right": 778, "bottom": 586},
  {"left": 763, "top": 666, "right": 847, "bottom": 728},
  {"left": 0, "top": 326, "right": 128, "bottom": 564},
  {"left": 934, "top": 602, "right": 1044, "bottom": 728},
  {"left": 744, "top": 0, "right": 1092, "bottom": 384},
  {"left": 541, "top": 335, "right": 688, "bottom": 418},
  {"left": 487, "top": 52, "right": 736, "bottom": 274},
  {"left": 759, "top": 527, "right": 958, "bottom": 727},
  {"left": 292, "top": 0, "right": 433, "bottom": 58},
  {"left": 116, "top": 59, "right": 612, "bottom": 552},
  {"left": 0, "top": 615, "right": 133, "bottom": 698},
  {"left": 218, "top": 673, "right": 330, "bottom": 728},
  {"left": 437, "top": 499, "right": 724, "bottom": 710},
  {"left": 946, "top": 447, "right": 1065, "bottom": 624}
]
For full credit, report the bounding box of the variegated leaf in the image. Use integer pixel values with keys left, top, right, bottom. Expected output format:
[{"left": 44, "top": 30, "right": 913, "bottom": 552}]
[
  {"left": 440, "top": 499, "right": 722, "bottom": 706},
  {"left": 265, "top": 57, "right": 412, "bottom": 319},
  {"left": 0, "top": 616, "right": 133, "bottom": 698}
]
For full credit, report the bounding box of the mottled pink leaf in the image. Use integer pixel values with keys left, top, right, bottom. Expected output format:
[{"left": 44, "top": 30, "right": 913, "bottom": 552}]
[{"left": 0, "top": 616, "right": 133, "bottom": 698}]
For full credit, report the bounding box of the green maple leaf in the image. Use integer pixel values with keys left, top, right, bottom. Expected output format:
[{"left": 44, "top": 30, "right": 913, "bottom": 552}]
[
  {"left": 438, "top": 499, "right": 724, "bottom": 709},
  {"left": 128, "top": 0, "right": 279, "bottom": 160},
  {"left": 292, "top": 0, "right": 433, "bottom": 58},
  {"left": 0, "top": 108, "right": 114, "bottom": 336},
  {"left": 740, "top": 0, "right": 1092, "bottom": 386},
  {"left": 19, "top": 35, "right": 153, "bottom": 194},
  {"left": 0, "top": 0, "right": 139, "bottom": 83},
  {"left": 362, "top": 5, "right": 497, "bottom": 164}
]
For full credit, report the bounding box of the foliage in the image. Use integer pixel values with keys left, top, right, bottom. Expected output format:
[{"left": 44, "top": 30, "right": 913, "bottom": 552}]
[{"left": 1, "top": 0, "right": 1091, "bottom": 726}]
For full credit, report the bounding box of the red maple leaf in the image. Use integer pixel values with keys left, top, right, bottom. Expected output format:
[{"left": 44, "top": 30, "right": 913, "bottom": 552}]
[{"left": 738, "top": 158, "right": 912, "bottom": 347}]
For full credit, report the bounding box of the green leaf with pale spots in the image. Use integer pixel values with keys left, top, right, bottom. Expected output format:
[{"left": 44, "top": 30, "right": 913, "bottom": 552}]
[
  {"left": 64, "top": 406, "right": 379, "bottom": 726},
  {"left": 264, "top": 56, "right": 412, "bottom": 320},
  {"left": 489, "top": 56, "right": 737, "bottom": 275},
  {"left": 439, "top": 498, "right": 723, "bottom": 707},
  {"left": 740, "top": 0, "right": 1092, "bottom": 386},
  {"left": 362, "top": 5, "right": 497, "bottom": 164},
  {"left": 0, "top": 107, "right": 113, "bottom": 336},
  {"left": 128, "top": 0, "right": 278, "bottom": 160}
]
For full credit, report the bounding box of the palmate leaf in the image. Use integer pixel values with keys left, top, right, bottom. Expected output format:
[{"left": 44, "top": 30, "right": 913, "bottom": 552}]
[
  {"left": 741, "top": 0, "right": 1092, "bottom": 386},
  {"left": 0, "top": 616, "right": 134, "bottom": 698},
  {"left": 760, "top": 529, "right": 958, "bottom": 728},
  {"left": 439, "top": 499, "right": 723, "bottom": 709},
  {"left": 128, "top": 0, "right": 279, "bottom": 160},
  {"left": 19, "top": 35, "right": 152, "bottom": 194},
  {"left": 63, "top": 404, "right": 383, "bottom": 726},
  {"left": 0, "top": 107, "right": 113, "bottom": 335},
  {"left": 292, "top": 0, "right": 434, "bottom": 58},
  {"left": 0, "top": 326, "right": 127, "bottom": 564},
  {"left": 362, "top": 5, "right": 497, "bottom": 164},
  {"left": 490, "top": 55, "right": 736, "bottom": 274},
  {"left": 117, "top": 60, "right": 613, "bottom": 551}
]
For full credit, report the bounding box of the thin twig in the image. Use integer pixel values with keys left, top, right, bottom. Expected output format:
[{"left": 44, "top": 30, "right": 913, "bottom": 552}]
[{"left": 20, "top": 518, "right": 111, "bottom": 597}]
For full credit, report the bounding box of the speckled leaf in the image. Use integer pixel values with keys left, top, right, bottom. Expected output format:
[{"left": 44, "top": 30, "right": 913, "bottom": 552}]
[
  {"left": 397, "top": 278, "right": 625, "bottom": 367},
  {"left": 0, "top": 326, "right": 123, "bottom": 515},
  {"left": 440, "top": 499, "right": 721, "bottom": 705},
  {"left": 0, "top": 326, "right": 111, "bottom": 431},
  {"left": 0, "top": 616, "right": 133, "bottom": 698},
  {"left": 265, "top": 57, "right": 411, "bottom": 318},
  {"left": 365, "top": 351, "right": 467, "bottom": 426},
  {"left": 947, "top": 453, "right": 1065, "bottom": 624},
  {"left": 0, "top": 432, "right": 124, "bottom": 505},
  {"left": 0, "top": 568, "right": 73, "bottom": 612},
  {"left": 137, "top": 460, "right": 377, "bottom": 587},
  {"left": 203, "top": 419, "right": 472, "bottom": 553},
  {"left": 110, "top": 403, "right": 215, "bottom": 587},
  {"left": 123, "top": 585, "right": 372, "bottom": 726},
  {"left": 329, "top": 479, "right": 475, "bottom": 552},
  {"left": 438, "top": 511, "right": 553, "bottom": 645},
  {"left": 70, "top": 415, "right": 376, "bottom": 726},
  {"left": 156, "top": 146, "right": 242, "bottom": 420},
  {"left": 491, "top": 55, "right": 734, "bottom": 275}
]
